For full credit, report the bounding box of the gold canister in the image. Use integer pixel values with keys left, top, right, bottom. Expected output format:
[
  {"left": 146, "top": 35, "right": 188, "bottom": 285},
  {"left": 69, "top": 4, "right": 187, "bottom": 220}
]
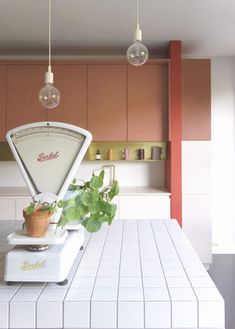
[{"left": 107, "top": 149, "right": 113, "bottom": 160}]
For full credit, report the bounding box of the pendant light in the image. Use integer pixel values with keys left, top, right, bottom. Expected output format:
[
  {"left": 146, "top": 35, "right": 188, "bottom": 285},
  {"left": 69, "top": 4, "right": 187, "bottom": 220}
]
[
  {"left": 39, "top": 0, "right": 60, "bottom": 109},
  {"left": 127, "top": 0, "right": 148, "bottom": 66}
]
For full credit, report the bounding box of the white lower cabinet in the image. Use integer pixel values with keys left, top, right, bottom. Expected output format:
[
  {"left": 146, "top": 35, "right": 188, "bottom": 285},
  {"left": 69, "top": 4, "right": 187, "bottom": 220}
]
[
  {"left": 0, "top": 197, "right": 15, "bottom": 220},
  {"left": 15, "top": 196, "right": 32, "bottom": 220},
  {"left": 182, "top": 194, "right": 212, "bottom": 266},
  {"left": 118, "top": 195, "right": 171, "bottom": 219}
]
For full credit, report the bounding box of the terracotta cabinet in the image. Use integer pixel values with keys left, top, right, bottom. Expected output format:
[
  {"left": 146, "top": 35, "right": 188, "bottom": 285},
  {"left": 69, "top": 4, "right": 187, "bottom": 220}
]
[
  {"left": 47, "top": 65, "right": 87, "bottom": 128},
  {"left": 87, "top": 65, "right": 127, "bottom": 141},
  {"left": 182, "top": 59, "right": 211, "bottom": 140},
  {"left": 6, "top": 65, "right": 47, "bottom": 130},
  {"left": 128, "top": 64, "right": 168, "bottom": 141},
  {"left": 0, "top": 65, "right": 6, "bottom": 140}
]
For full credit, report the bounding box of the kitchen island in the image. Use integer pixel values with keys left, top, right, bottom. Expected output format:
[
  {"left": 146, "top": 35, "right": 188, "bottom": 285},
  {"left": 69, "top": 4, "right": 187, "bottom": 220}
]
[{"left": 0, "top": 219, "right": 224, "bottom": 329}]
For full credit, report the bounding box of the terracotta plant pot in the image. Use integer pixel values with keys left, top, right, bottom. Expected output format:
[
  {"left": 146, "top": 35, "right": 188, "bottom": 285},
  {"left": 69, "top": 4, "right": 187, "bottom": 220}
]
[{"left": 23, "top": 210, "right": 52, "bottom": 237}]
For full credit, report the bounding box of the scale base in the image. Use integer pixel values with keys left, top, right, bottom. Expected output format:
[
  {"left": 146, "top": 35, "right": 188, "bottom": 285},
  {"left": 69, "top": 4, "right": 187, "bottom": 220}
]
[{"left": 4, "top": 229, "right": 84, "bottom": 284}]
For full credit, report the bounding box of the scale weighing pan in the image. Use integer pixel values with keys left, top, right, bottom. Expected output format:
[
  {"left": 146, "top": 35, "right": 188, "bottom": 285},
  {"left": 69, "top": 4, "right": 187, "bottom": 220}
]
[{"left": 4, "top": 122, "right": 92, "bottom": 284}]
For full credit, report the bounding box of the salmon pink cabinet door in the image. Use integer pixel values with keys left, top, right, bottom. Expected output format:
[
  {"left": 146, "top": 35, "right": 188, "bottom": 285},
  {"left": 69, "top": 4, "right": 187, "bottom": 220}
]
[
  {"left": 47, "top": 65, "right": 87, "bottom": 128},
  {"left": 88, "top": 65, "right": 127, "bottom": 141},
  {"left": 6, "top": 65, "right": 47, "bottom": 130},
  {"left": 128, "top": 64, "right": 168, "bottom": 141},
  {"left": 0, "top": 65, "right": 6, "bottom": 140},
  {"left": 182, "top": 59, "right": 211, "bottom": 141}
]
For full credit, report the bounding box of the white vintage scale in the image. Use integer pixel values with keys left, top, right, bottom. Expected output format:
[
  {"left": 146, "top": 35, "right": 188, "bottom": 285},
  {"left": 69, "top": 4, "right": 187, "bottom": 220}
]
[{"left": 4, "top": 121, "right": 92, "bottom": 285}]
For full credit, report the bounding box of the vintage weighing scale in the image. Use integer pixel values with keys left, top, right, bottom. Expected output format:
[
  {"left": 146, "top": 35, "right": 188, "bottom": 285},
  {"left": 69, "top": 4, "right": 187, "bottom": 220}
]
[{"left": 4, "top": 121, "right": 92, "bottom": 285}]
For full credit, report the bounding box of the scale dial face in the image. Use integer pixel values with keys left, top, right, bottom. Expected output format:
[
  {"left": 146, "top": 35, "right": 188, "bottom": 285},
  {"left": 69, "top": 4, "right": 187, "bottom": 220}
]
[{"left": 10, "top": 125, "right": 88, "bottom": 196}]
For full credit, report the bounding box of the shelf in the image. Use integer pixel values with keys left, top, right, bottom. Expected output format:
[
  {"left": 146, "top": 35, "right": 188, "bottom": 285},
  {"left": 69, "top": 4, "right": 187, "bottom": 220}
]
[{"left": 83, "top": 159, "right": 165, "bottom": 162}]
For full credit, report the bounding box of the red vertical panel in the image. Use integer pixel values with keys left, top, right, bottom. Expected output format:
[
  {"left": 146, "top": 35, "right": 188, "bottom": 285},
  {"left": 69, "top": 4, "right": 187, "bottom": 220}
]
[
  {"left": 166, "top": 41, "right": 182, "bottom": 226},
  {"left": 0, "top": 65, "right": 6, "bottom": 141}
]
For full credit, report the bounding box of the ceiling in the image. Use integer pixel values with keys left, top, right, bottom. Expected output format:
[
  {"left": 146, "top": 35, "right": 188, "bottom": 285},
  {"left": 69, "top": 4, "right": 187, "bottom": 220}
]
[{"left": 0, "top": 0, "right": 235, "bottom": 58}]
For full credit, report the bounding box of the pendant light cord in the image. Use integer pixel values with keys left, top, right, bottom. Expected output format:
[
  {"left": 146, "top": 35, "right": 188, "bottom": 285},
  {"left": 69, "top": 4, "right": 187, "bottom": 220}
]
[
  {"left": 48, "top": 0, "right": 51, "bottom": 70},
  {"left": 136, "top": 0, "right": 139, "bottom": 29}
]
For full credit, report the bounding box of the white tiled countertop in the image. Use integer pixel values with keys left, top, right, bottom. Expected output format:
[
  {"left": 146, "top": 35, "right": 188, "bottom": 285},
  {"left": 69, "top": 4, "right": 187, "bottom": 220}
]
[{"left": 0, "top": 219, "right": 224, "bottom": 329}]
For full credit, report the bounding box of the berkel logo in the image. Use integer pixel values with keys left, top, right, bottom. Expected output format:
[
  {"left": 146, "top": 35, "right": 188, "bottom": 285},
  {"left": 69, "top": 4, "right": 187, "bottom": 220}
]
[{"left": 37, "top": 151, "right": 59, "bottom": 162}]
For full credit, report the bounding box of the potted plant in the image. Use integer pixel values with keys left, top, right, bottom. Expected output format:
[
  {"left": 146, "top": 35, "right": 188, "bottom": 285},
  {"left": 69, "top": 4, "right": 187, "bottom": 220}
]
[
  {"left": 23, "top": 202, "right": 58, "bottom": 237},
  {"left": 57, "top": 169, "right": 119, "bottom": 233}
]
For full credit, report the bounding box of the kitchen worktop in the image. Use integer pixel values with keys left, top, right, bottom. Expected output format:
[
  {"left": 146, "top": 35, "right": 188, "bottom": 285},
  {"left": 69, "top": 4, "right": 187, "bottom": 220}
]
[
  {"left": 0, "top": 186, "right": 171, "bottom": 196},
  {"left": 0, "top": 219, "right": 224, "bottom": 329}
]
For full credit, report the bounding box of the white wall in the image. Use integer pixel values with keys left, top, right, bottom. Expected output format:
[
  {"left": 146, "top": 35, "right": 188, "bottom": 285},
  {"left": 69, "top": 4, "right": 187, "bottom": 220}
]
[
  {"left": 0, "top": 160, "right": 165, "bottom": 188},
  {"left": 211, "top": 56, "right": 235, "bottom": 253}
]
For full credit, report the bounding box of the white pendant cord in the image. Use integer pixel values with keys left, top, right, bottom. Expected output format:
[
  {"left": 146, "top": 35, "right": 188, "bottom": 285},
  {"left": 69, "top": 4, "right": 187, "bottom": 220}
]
[
  {"left": 136, "top": 0, "right": 139, "bottom": 30},
  {"left": 45, "top": 0, "right": 53, "bottom": 84},
  {"left": 135, "top": 0, "right": 142, "bottom": 41},
  {"left": 48, "top": 0, "right": 51, "bottom": 70}
]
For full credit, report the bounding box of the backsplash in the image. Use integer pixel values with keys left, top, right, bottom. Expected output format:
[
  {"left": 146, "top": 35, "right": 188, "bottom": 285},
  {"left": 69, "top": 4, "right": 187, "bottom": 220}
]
[{"left": 0, "top": 141, "right": 166, "bottom": 162}]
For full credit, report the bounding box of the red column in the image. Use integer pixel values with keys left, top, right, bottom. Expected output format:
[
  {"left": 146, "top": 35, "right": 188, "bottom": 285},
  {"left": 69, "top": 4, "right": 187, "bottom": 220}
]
[{"left": 166, "top": 41, "right": 182, "bottom": 226}]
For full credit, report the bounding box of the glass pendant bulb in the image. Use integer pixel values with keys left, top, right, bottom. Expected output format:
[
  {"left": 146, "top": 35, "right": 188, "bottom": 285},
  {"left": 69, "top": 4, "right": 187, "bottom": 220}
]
[
  {"left": 39, "top": 67, "right": 60, "bottom": 109},
  {"left": 127, "top": 39, "right": 148, "bottom": 66}
]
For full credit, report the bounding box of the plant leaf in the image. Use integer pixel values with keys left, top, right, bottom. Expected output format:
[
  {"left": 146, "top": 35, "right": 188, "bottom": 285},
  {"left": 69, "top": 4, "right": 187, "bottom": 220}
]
[
  {"left": 108, "top": 180, "right": 119, "bottom": 200},
  {"left": 84, "top": 217, "right": 102, "bottom": 233},
  {"left": 65, "top": 207, "right": 77, "bottom": 221}
]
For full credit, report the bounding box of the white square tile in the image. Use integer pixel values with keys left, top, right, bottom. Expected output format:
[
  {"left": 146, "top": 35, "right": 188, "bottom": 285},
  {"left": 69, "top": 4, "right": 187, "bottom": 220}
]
[
  {"left": 64, "top": 301, "right": 90, "bottom": 328},
  {"left": 100, "top": 259, "right": 120, "bottom": 267},
  {"left": 161, "top": 259, "right": 182, "bottom": 267},
  {"left": 0, "top": 302, "right": 8, "bottom": 329},
  {"left": 199, "top": 300, "right": 225, "bottom": 328},
  {"left": 37, "top": 288, "right": 67, "bottom": 301},
  {"left": 95, "top": 276, "right": 118, "bottom": 288},
  {"left": 120, "top": 267, "right": 141, "bottom": 277},
  {"left": 0, "top": 288, "right": 19, "bottom": 301},
  {"left": 98, "top": 266, "right": 119, "bottom": 277},
  {"left": 118, "top": 288, "right": 143, "bottom": 301},
  {"left": 119, "top": 276, "right": 142, "bottom": 288},
  {"left": 143, "top": 276, "right": 166, "bottom": 288},
  {"left": 164, "top": 266, "right": 186, "bottom": 277},
  {"left": 194, "top": 287, "right": 223, "bottom": 301},
  {"left": 172, "top": 301, "right": 198, "bottom": 328},
  {"left": 91, "top": 301, "right": 117, "bottom": 328},
  {"left": 65, "top": 288, "right": 93, "bottom": 301},
  {"left": 140, "top": 251, "right": 159, "bottom": 259},
  {"left": 75, "top": 266, "right": 97, "bottom": 277},
  {"left": 10, "top": 301, "right": 36, "bottom": 328},
  {"left": 185, "top": 266, "right": 208, "bottom": 277},
  {"left": 142, "top": 266, "right": 164, "bottom": 277},
  {"left": 70, "top": 277, "right": 95, "bottom": 288},
  {"left": 190, "top": 276, "right": 216, "bottom": 288},
  {"left": 144, "top": 288, "right": 170, "bottom": 301},
  {"left": 169, "top": 287, "right": 196, "bottom": 301},
  {"left": 118, "top": 301, "right": 144, "bottom": 328},
  {"left": 145, "top": 301, "right": 171, "bottom": 328},
  {"left": 92, "top": 288, "right": 118, "bottom": 301},
  {"left": 120, "top": 259, "right": 140, "bottom": 267},
  {"left": 141, "top": 259, "right": 161, "bottom": 267},
  {"left": 166, "top": 276, "right": 191, "bottom": 288},
  {"left": 37, "top": 301, "right": 63, "bottom": 328},
  {"left": 11, "top": 288, "right": 42, "bottom": 301}
]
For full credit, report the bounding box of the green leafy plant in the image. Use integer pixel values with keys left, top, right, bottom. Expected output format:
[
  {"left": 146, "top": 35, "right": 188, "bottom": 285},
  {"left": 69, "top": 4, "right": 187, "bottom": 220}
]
[
  {"left": 24, "top": 202, "right": 58, "bottom": 216},
  {"left": 57, "top": 169, "right": 119, "bottom": 233}
]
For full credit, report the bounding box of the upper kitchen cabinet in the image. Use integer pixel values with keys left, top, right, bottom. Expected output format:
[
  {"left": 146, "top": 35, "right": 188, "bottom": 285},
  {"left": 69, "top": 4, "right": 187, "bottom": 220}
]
[
  {"left": 128, "top": 63, "right": 168, "bottom": 141},
  {"left": 47, "top": 65, "right": 87, "bottom": 128},
  {"left": 182, "top": 59, "right": 211, "bottom": 140},
  {"left": 0, "top": 65, "right": 6, "bottom": 140},
  {"left": 6, "top": 65, "right": 47, "bottom": 130},
  {"left": 87, "top": 65, "right": 127, "bottom": 141}
]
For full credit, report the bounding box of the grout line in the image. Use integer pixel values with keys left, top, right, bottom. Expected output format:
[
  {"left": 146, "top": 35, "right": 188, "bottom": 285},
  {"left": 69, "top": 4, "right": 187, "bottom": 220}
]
[
  {"left": 89, "top": 225, "right": 110, "bottom": 328},
  {"left": 116, "top": 220, "right": 125, "bottom": 328},
  {"left": 136, "top": 220, "right": 146, "bottom": 328},
  {"left": 162, "top": 219, "right": 200, "bottom": 328},
  {"left": 149, "top": 219, "right": 172, "bottom": 328}
]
